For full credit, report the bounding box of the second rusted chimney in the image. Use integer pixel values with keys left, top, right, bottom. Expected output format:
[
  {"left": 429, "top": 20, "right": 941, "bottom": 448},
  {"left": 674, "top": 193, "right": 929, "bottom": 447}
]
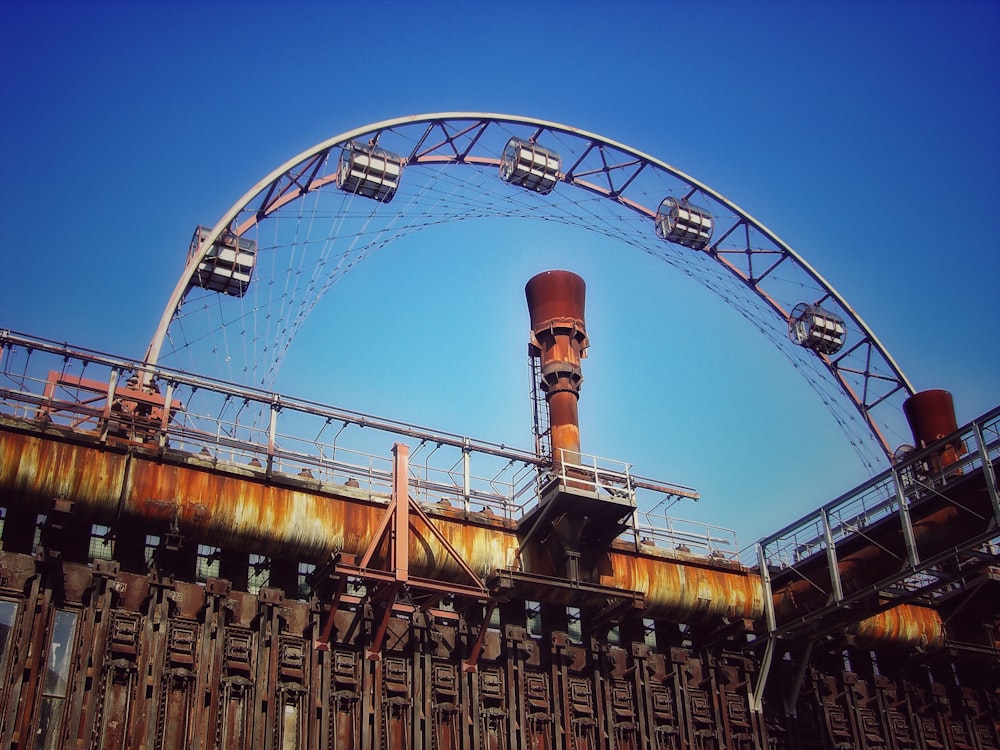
[
  {"left": 903, "top": 388, "right": 964, "bottom": 471},
  {"left": 525, "top": 270, "right": 589, "bottom": 470}
]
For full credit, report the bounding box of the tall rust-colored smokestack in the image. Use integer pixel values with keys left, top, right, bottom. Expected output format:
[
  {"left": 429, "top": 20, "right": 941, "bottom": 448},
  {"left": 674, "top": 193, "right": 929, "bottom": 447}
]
[{"left": 525, "top": 270, "right": 588, "bottom": 469}]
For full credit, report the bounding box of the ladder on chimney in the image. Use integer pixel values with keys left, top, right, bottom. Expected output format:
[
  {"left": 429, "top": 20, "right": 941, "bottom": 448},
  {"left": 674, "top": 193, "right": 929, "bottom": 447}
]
[{"left": 528, "top": 344, "right": 551, "bottom": 464}]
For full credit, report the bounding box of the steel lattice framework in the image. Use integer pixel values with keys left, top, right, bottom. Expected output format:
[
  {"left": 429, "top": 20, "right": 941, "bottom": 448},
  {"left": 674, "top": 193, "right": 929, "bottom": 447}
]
[{"left": 146, "top": 113, "right": 914, "bottom": 466}]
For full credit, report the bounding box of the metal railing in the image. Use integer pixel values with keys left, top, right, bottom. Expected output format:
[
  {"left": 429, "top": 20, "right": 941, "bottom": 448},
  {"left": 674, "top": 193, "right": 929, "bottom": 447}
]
[
  {"left": 746, "top": 403, "right": 1000, "bottom": 712},
  {"left": 543, "top": 448, "right": 735, "bottom": 558},
  {"left": 633, "top": 513, "right": 740, "bottom": 561},
  {"left": 545, "top": 449, "right": 638, "bottom": 502},
  {"left": 750, "top": 404, "right": 1000, "bottom": 571},
  {"left": 0, "top": 330, "right": 714, "bottom": 546},
  {"left": 0, "top": 329, "right": 538, "bottom": 514}
]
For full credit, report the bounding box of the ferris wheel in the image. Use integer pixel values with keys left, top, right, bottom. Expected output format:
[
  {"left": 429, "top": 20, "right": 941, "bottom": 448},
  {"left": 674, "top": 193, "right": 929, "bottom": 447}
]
[{"left": 145, "top": 113, "right": 914, "bottom": 471}]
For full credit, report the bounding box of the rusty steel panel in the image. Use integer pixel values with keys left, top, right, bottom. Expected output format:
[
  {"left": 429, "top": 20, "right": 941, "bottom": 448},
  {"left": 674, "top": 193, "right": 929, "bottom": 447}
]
[
  {"left": 0, "top": 428, "right": 516, "bottom": 573},
  {"left": 126, "top": 455, "right": 377, "bottom": 563},
  {"left": 0, "top": 427, "right": 128, "bottom": 511},
  {"left": 848, "top": 603, "right": 945, "bottom": 651}
]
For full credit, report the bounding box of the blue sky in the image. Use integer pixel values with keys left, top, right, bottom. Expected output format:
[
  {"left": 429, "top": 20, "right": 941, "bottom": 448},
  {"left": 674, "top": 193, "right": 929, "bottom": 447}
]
[{"left": 1, "top": 1, "right": 997, "bottom": 547}]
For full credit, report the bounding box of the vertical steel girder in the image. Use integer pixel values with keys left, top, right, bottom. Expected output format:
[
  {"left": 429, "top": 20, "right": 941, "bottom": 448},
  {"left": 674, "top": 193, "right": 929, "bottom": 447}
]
[{"left": 315, "top": 442, "right": 489, "bottom": 660}]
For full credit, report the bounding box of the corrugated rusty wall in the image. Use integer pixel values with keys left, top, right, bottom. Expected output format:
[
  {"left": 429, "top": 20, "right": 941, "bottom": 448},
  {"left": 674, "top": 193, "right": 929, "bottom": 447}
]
[
  {"left": 0, "top": 422, "right": 998, "bottom": 749},
  {"left": 0, "top": 549, "right": 996, "bottom": 750}
]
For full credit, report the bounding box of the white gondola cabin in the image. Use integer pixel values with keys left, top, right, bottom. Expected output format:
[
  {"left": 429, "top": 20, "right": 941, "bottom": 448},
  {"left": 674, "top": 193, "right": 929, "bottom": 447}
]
[
  {"left": 191, "top": 226, "right": 256, "bottom": 297},
  {"left": 655, "top": 197, "right": 714, "bottom": 250},
  {"left": 336, "top": 143, "right": 403, "bottom": 203},
  {"left": 788, "top": 302, "right": 846, "bottom": 355},
  {"left": 499, "top": 137, "right": 560, "bottom": 195}
]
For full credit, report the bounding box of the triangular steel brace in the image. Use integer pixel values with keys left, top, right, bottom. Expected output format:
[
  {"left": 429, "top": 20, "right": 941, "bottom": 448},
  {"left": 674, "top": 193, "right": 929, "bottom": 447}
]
[{"left": 315, "top": 443, "right": 490, "bottom": 655}]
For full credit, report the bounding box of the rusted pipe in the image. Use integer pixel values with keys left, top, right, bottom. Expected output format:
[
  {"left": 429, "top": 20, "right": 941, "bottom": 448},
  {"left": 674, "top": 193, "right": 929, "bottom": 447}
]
[
  {"left": 0, "top": 426, "right": 765, "bottom": 624},
  {"left": 848, "top": 603, "right": 945, "bottom": 651},
  {"left": 525, "top": 270, "right": 588, "bottom": 469},
  {"left": 1, "top": 425, "right": 963, "bottom": 642}
]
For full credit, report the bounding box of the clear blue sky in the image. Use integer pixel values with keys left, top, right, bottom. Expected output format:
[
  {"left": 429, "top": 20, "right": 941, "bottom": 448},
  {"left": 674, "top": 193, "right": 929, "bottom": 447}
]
[{"left": 1, "top": 1, "right": 997, "bottom": 547}]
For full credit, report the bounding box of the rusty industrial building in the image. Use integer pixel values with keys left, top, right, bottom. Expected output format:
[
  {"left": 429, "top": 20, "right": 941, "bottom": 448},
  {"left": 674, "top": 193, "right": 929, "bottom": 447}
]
[{"left": 1, "top": 115, "right": 998, "bottom": 749}]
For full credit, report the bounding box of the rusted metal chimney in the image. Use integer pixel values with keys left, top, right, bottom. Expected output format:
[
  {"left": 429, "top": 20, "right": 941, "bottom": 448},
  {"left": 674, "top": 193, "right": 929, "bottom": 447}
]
[
  {"left": 522, "top": 270, "right": 637, "bottom": 583},
  {"left": 903, "top": 389, "right": 963, "bottom": 470},
  {"left": 525, "top": 270, "right": 588, "bottom": 470}
]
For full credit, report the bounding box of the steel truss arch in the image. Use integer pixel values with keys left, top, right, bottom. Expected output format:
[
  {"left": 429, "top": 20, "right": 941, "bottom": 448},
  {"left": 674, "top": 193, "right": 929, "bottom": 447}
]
[{"left": 147, "top": 112, "right": 914, "bottom": 463}]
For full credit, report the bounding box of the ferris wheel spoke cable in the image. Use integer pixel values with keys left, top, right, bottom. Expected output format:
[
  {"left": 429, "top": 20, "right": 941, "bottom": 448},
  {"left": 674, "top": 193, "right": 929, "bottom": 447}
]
[{"left": 150, "top": 113, "right": 912, "bottom": 467}]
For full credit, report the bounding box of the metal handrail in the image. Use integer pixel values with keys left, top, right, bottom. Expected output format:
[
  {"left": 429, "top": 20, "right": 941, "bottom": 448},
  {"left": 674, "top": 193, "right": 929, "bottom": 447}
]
[
  {"left": 750, "top": 404, "right": 1000, "bottom": 569},
  {"left": 1, "top": 329, "right": 704, "bottom": 534}
]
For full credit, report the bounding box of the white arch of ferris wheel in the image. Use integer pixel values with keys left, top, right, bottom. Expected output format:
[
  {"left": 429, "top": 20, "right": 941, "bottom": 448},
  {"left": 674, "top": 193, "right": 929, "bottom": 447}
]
[{"left": 143, "top": 112, "right": 915, "bottom": 456}]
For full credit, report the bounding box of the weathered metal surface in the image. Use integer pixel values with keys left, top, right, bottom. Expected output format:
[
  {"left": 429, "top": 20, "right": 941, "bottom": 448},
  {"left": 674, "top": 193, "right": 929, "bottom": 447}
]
[
  {"left": 0, "top": 537, "right": 996, "bottom": 747},
  {"left": 0, "top": 426, "right": 515, "bottom": 572},
  {"left": 0, "top": 426, "right": 768, "bottom": 625},
  {"left": 601, "top": 550, "right": 765, "bottom": 623},
  {"left": 4, "top": 422, "right": 987, "bottom": 639},
  {"left": 525, "top": 270, "right": 589, "bottom": 468},
  {"left": 904, "top": 388, "right": 966, "bottom": 472},
  {"left": 904, "top": 388, "right": 961, "bottom": 449},
  {"left": 0, "top": 422, "right": 129, "bottom": 507},
  {"left": 848, "top": 603, "right": 946, "bottom": 651}
]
